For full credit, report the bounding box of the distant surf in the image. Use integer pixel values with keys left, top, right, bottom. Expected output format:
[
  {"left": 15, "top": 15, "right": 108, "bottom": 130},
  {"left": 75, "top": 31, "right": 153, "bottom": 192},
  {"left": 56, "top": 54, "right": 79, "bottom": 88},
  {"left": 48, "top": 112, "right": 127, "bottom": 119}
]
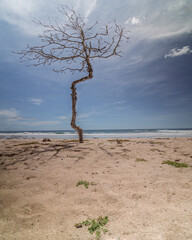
[{"left": 0, "top": 129, "right": 192, "bottom": 139}]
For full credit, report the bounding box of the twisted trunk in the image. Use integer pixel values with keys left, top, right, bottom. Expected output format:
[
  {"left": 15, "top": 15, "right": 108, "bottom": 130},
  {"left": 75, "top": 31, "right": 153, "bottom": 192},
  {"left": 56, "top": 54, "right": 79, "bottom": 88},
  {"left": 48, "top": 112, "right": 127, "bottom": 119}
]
[{"left": 71, "top": 59, "right": 93, "bottom": 143}]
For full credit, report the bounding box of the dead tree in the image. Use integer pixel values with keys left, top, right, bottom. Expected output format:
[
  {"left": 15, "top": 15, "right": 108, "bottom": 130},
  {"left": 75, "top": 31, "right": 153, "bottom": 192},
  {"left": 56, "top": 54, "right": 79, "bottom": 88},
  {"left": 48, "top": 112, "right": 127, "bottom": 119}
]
[{"left": 17, "top": 7, "right": 128, "bottom": 143}]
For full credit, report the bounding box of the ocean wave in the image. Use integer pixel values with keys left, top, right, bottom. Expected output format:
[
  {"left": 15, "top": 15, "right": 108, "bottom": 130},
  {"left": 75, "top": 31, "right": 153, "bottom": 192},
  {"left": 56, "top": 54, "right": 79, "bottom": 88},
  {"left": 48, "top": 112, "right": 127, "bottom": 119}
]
[
  {"left": 158, "top": 129, "right": 192, "bottom": 133},
  {"left": 0, "top": 129, "right": 192, "bottom": 139}
]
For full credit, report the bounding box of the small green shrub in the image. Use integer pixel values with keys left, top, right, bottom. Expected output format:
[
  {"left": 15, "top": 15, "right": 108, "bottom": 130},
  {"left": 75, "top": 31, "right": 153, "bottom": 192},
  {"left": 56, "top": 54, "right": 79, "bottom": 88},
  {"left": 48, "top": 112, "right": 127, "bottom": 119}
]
[
  {"left": 76, "top": 180, "right": 96, "bottom": 189},
  {"left": 150, "top": 141, "right": 164, "bottom": 145},
  {"left": 162, "top": 160, "right": 189, "bottom": 168},
  {"left": 75, "top": 216, "right": 108, "bottom": 239},
  {"left": 108, "top": 139, "right": 130, "bottom": 143},
  {"left": 135, "top": 158, "right": 147, "bottom": 162}
]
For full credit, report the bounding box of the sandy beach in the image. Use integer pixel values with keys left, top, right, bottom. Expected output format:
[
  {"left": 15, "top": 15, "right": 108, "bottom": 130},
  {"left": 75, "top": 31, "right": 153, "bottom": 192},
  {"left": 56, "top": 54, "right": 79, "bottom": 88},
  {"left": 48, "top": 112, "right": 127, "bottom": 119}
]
[{"left": 0, "top": 137, "right": 192, "bottom": 240}]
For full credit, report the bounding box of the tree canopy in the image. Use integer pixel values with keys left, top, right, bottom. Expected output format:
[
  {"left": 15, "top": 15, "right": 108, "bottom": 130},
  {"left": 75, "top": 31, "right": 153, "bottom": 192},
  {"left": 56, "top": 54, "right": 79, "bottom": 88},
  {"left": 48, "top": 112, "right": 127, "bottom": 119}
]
[{"left": 17, "top": 7, "right": 128, "bottom": 142}]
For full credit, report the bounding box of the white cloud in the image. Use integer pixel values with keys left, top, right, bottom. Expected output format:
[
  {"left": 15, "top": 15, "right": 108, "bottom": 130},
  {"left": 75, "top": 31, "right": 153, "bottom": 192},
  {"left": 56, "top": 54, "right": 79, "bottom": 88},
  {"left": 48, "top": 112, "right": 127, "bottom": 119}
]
[
  {"left": 74, "top": 0, "right": 97, "bottom": 19},
  {"left": 0, "top": 108, "right": 61, "bottom": 128},
  {"left": 77, "top": 110, "right": 108, "bottom": 121},
  {"left": 125, "top": 17, "right": 141, "bottom": 25},
  {"left": 0, "top": 108, "right": 21, "bottom": 121},
  {"left": 0, "top": 0, "right": 35, "bottom": 17},
  {"left": 29, "top": 98, "right": 43, "bottom": 105},
  {"left": 0, "top": 0, "right": 40, "bottom": 34},
  {"left": 165, "top": 46, "right": 192, "bottom": 58},
  {"left": 57, "top": 116, "right": 67, "bottom": 120},
  {"left": 0, "top": 0, "right": 97, "bottom": 35},
  {"left": 1, "top": 0, "right": 190, "bottom": 41},
  {"left": 21, "top": 121, "right": 61, "bottom": 126},
  {"left": 77, "top": 113, "right": 90, "bottom": 120},
  {"left": 0, "top": 108, "right": 63, "bottom": 131},
  {"left": 84, "top": 0, "right": 97, "bottom": 19},
  {"left": 0, "top": 108, "right": 18, "bottom": 118},
  {"left": 0, "top": 108, "right": 37, "bottom": 123},
  {"left": 122, "top": 0, "right": 192, "bottom": 40},
  {"left": 113, "top": 101, "right": 126, "bottom": 105}
]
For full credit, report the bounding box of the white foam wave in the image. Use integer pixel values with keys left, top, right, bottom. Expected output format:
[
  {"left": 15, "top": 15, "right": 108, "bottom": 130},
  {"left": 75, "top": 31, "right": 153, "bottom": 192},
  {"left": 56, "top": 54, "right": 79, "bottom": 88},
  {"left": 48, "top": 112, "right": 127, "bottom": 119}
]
[{"left": 0, "top": 129, "right": 192, "bottom": 139}]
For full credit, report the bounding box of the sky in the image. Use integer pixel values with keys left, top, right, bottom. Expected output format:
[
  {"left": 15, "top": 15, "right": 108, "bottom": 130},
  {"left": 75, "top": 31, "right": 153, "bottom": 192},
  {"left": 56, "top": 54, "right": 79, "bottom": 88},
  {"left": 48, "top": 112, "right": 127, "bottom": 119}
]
[{"left": 0, "top": 0, "right": 192, "bottom": 131}]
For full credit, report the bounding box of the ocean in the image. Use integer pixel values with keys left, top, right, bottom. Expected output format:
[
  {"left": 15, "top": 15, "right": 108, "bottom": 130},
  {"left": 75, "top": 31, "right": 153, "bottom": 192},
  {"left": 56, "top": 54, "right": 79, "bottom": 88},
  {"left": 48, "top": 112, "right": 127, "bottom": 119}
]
[{"left": 0, "top": 129, "right": 192, "bottom": 139}]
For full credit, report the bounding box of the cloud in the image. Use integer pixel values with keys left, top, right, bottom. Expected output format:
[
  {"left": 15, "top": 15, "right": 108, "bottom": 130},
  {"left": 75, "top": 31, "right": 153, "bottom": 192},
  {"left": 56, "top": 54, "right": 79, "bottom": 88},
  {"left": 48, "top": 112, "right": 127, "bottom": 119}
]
[
  {"left": 0, "top": 0, "right": 97, "bottom": 35},
  {"left": 77, "top": 113, "right": 91, "bottom": 121},
  {"left": 0, "top": 108, "right": 20, "bottom": 119},
  {"left": 57, "top": 116, "right": 67, "bottom": 120},
  {"left": 0, "top": 109, "right": 20, "bottom": 130},
  {"left": 0, "top": 108, "right": 61, "bottom": 129},
  {"left": 21, "top": 121, "right": 61, "bottom": 126},
  {"left": 0, "top": 0, "right": 40, "bottom": 35},
  {"left": 29, "top": 98, "right": 43, "bottom": 105},
  {"left": 1, "top": 0, "right": 191, "bottom": 42},
  {"left": 125, "top": 17, "right": 142, "bottom": 25},
  {"left": 74, "top": 0, "right": 97, "bottom": 19},
  {"left": 84, "top": 0, "right": 97, "bottom": 19},
  {"left": 0, "top": 108, "right": 37, "bottom": 122},
  {"left": 113, "top": 101, "right": 127, "bottom": 105},
  {"left": 122, "top": 0, "right": 192, "bottom": 41},
  {"left": 77, "top": 110, "right": 108, "bottom": 121},
  {"left": 0, "top": 108, "right": 27, "bottom": 122},
  {"left": 165, "top": 46, "right": 192, "bottom": 58},
  {"left": 0, "top": 109, "right": 34, "bottom": 130},
  {"left": 0, "top": 0, "right": 35, "bottom": 17}
]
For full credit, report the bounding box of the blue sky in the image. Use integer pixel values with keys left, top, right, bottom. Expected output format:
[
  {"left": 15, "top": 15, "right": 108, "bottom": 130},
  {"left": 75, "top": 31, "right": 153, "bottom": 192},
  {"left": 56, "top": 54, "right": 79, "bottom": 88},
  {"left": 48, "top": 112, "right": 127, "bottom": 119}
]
[{"left": 0, "top": 0, "right": 192, "bottom": 131}]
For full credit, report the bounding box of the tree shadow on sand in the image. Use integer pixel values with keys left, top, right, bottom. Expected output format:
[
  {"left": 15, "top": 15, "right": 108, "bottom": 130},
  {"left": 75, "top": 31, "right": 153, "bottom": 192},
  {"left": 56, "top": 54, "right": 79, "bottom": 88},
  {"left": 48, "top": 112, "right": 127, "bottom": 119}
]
[{"left": 0, "top": 140, "right": 76, "bottom": 170}]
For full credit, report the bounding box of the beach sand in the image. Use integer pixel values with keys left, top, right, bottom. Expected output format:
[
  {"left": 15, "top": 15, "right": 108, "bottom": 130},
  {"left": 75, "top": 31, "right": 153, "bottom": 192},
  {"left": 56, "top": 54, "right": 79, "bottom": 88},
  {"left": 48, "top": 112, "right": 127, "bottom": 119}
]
[{"left": 0, "top": 138, "right": 192, "bottom": 240}]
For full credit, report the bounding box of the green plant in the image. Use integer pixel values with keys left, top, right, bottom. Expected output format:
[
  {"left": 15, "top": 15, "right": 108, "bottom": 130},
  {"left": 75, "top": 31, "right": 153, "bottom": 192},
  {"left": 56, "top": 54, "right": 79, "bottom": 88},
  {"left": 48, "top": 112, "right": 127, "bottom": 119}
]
[
  {"left": 150, "top": 141, "right": 164, "bottom": 145},
  {"left": 76, "top": 180, "right": 96, "bottom": 189},
  {"left": 75, "top": 216, "right": 108, "bottom": 239},
  {"left": 113, "top": 139, "right": 130, "bottom": 142},
  {"left": 135, "top": 158, "right": 147, "bottom": 162},
  {"left": 162, "top": 160, "right": 189, "bottom": 168}
]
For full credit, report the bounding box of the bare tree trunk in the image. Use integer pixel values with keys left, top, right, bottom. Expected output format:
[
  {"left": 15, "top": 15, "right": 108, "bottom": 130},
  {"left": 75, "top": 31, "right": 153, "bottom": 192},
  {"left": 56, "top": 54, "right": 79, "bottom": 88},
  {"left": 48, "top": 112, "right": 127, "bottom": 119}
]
[
  {"left": 70, "top": 59, "right": 93, "bottom": 143},
  {"left": 71, "top": 82, "right": 84, "bottom": 143}
]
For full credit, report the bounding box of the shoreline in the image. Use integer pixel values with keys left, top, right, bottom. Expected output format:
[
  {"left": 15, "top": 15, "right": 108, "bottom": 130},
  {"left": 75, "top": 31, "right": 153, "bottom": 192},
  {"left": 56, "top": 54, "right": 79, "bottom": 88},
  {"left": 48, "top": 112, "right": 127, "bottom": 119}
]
[
  {"left": 0, "top": 138, "right": 192, "bottom": 239},
  {"left": 1, "top": 135, "right": 192, "bottom": 140},
  {"left": 1, "top": 129, "right": 192, "bottom": 140}
]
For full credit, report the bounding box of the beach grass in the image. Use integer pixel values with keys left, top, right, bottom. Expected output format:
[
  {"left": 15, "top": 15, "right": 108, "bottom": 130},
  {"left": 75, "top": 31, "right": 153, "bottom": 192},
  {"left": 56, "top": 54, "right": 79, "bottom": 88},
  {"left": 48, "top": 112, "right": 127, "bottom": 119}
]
[
  {"left": 150, "top": 141, "right": 165, "bottom": 145},
  {"left": 75, "top": 216, "right": 108, "bottom": 239},
  {"left": 162, "top": 160, "right": 189, "bottom": 168},
  {"left": 108, "top": 139, "right": 131, "bottom": 143},
  {"left": 76, "top": 180, "right": 96, "bottom": 189},
  {"left": 135, "top": 158, "right": 147, "bottom": 162}
]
